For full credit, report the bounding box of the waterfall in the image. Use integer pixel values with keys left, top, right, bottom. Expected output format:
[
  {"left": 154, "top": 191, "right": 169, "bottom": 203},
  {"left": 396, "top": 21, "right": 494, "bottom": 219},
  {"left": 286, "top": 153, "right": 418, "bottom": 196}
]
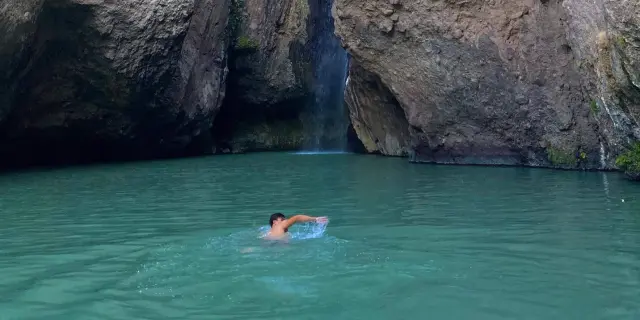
[
  {"left": 599, "top": 142, "right": 607, "bottom": 169},
  {"left": 304, "top": 0, "right": 350, "bottom": 152}
]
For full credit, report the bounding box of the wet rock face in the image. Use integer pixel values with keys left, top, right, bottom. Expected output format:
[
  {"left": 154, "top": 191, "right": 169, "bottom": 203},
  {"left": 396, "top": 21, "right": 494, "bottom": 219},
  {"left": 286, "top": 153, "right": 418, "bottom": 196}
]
[
  {"left": 335, "top": 0, "right": 640, "bottom": 169},
  {"left": 0, "top": 0, "right": 230, "bottom": 167},
  {"left": 563, "top": 0, "right": 640, "bottom": 165},
  {"left": 216, "top": 0, "right": 351, "bottom": 153}
]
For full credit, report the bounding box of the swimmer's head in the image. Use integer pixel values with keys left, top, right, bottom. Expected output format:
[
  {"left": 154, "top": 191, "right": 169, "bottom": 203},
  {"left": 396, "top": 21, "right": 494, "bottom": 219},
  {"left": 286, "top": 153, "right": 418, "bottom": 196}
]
[{"left": 269, "top": 213, "right": 286, "bottom": 227}]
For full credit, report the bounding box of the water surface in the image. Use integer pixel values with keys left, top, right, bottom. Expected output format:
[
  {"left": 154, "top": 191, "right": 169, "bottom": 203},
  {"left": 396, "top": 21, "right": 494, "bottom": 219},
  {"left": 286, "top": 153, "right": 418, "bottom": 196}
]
[{"left": 1, "top": 153, "right": 639, "bottom": 319}]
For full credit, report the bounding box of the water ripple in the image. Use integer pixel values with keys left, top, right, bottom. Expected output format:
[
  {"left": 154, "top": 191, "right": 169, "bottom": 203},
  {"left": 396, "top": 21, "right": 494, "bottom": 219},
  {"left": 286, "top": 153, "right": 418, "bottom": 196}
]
[{"left": 0, "top": 153, "right": 639, "bottom": 319}]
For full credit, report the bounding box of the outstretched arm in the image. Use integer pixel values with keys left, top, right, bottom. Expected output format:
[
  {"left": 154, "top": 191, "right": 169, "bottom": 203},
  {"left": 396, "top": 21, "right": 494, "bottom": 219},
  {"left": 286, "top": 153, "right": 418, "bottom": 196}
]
[{"left": 281, "top": 214, "right": 328, "bottom": 229}]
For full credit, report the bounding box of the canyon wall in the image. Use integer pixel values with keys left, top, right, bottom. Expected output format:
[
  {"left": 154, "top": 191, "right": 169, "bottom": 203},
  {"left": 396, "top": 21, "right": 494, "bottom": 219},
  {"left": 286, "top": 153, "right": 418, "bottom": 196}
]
[
  {"left": 215, "top": 0, "right": 350, "bottom": 153},
  {"left": 1, "top": 0, "right": 639, "bottom": 176},
  {"left": 0, "top": 0, "right": 230, "bottom": 167},
  {"left": 335, "top": 0, "right": 640, "bottom": 170},
  {"left": 212, "top": 0, "right": 313, "bottom": 153}
]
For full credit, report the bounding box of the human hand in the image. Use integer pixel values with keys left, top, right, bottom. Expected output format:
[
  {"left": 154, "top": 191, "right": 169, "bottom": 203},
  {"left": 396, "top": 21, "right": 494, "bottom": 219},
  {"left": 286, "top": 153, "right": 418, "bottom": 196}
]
[{"left": 315, "top": 216, "right": 329, "bottom": 224}]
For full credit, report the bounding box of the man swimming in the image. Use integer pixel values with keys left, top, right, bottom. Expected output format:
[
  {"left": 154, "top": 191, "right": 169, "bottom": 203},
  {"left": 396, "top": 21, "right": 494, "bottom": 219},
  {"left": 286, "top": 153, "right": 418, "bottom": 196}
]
[{"left": 264, "top": 213, "right": 328, "bottom": 240}]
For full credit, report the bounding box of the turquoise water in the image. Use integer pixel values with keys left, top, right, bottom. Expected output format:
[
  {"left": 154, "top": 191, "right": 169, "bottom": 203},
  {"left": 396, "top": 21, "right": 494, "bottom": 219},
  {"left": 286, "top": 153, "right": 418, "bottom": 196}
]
[{"left": 0, "top": 153, "right": 639, "bottom": 319}]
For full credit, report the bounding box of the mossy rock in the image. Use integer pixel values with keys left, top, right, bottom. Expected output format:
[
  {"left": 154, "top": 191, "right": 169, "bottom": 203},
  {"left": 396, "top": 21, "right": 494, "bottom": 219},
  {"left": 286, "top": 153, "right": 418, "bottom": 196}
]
[
  {"left": 547, "top": 146, "right": 578, "bottom": 167},
  {"left": 615, "top": 35, "right": 627, "bottom": 48},
  {"left": 231, "top": 119, "right": 305, "bottom": 152},
  {"left": 235, "top": 35, "right": 259, "bottom": 51},
  {"left": 615, "top": 143, "right": 640, "bottom": 180},
  {"left": 590, "top": 99, "right": 599, "bottom": 114}
]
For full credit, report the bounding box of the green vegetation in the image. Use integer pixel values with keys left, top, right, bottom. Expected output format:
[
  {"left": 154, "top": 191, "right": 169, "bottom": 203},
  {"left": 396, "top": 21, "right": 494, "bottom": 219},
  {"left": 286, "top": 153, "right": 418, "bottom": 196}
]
[
  {"left": 235, "top": 35, "right": 259, "bottom": 50},
  {"left": 615, "top": 143, "right": 640, "bottom": 179},
  {"left": 233, "top": 119, "right": 305, "bottom": 151},
  {"left": 547, "top": 147, "right": 577, "bottom": 166},
  {"left": 590, "top": 99, "right": 599, "bottom": 114},
  {"left": 578, "top": 151, "right": 587, "bottom": 161},
  {"left": 228, "top": 0, "right": 260, "bottom": 52},
  {"left": 615, "top": 35, "right": 627, "bottom": 48}
]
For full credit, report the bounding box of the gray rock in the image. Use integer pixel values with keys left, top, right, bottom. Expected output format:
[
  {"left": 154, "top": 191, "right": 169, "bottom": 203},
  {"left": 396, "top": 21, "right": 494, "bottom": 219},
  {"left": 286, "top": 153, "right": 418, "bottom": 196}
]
[
  {"left": 563, "top": 0, "right": 640, "bottom": 165},
  {"left": 0, "top": 0, "right": 230, "bottom": 167},
  {"left": 515, "top": 95, "right": 528, "bottom": 105},
  {"left": 213, "top": 0, "right": 314, "bottom": 153},
  {"left": 217, "top": 0, "right": 349, "bottom": 152},
  {"left": 226, "top": 0, "right": 312, "bottom": 107},
  {"left": 0, "top": 0, "right": 44, "bottom": 122}
]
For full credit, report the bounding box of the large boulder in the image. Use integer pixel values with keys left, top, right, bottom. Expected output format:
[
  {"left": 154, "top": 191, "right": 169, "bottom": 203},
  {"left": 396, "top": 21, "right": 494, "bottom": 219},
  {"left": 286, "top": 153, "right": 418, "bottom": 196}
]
[
  {"left": 215, "top": 0, "right": 350, "bottom": 153},
  {"left": 0, "top": 0, "right": 230, "bottom": 167},
  {"left": 212, "top": 0, "right": 313, "bottom": 153},
  {"left": 227, "top": 0, "right": 312, "bottom": 107},
  {"left": 335, "top": 0, "right": 640, "bottom": 169}
]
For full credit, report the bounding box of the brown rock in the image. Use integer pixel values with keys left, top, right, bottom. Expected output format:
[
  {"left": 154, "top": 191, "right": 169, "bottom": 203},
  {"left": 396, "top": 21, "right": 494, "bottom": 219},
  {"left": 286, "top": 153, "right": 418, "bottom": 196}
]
[
  {"left": 346, "top": 62, "right": 410, "bottom": 156},
  {"left": 335, "top": 0, "right": 640, "bottom": 169}
]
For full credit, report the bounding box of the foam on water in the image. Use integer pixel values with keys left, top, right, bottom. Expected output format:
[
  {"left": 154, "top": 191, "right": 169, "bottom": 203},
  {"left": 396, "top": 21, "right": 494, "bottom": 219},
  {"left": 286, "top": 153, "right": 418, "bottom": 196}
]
[
  {"left": 134, "top": 223, "right": 336, "bottom": 300},
  {"left": 258, "top": 222, "right": 328, "bottom": 240}
]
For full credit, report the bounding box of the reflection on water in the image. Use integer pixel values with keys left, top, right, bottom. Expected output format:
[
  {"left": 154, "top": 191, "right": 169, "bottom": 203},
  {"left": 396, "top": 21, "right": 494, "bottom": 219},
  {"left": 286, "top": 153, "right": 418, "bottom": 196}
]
[{"left": 292, "top": 151, "right": 351, "bottom": 155}]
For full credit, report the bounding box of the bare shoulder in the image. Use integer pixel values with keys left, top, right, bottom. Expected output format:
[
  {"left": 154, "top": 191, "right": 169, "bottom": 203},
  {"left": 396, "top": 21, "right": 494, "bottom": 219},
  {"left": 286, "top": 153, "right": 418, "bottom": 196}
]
[
  {"left": 265, "top": 226, "right": 285, "bottom": 237},
  {"left": 263, "top": 231, "right": 289, "bottom": 241}
]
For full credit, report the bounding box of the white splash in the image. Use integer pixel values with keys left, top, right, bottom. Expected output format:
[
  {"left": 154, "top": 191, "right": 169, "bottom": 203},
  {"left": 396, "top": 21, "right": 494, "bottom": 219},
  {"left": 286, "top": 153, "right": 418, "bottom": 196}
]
[{"left": 257, "top": 222, "right": 327, "bottom": 240}]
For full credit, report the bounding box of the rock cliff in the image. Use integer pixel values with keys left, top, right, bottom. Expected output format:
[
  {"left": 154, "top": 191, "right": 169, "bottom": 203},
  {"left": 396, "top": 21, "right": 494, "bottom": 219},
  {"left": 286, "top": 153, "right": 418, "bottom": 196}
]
[
  {"left": 563, "top": 0, "right": 640, "bottom": 169},
  {"left": 335, "top": 0, "right": 640, "bottom": 170},
  {"left": 345, "top": 62, "right": 410, "bottom": 156},
  {"left": 213, "top": 0, "right": 350, "bottom": 153},
  {"left": 0, "top": 0, "right": 230, "bottom": 167},
  {"left": 212, "top": 0, "right": 313, "bottom": 153},
  {"left": 1, "top": 0, "right": 639, "bottom": 175}
]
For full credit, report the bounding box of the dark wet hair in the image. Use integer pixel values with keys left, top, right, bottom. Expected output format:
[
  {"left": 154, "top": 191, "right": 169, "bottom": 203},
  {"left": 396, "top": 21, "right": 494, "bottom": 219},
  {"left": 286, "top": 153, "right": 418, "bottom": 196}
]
[{"left": 269, "top": 213, "right": 286, "bottom": 226}]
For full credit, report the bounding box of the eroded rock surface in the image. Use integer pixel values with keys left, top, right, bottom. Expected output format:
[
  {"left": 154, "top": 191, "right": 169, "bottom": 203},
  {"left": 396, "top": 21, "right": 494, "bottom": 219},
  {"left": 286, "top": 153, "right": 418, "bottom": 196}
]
[
  {"left": 215, "top": 0, "right": 348, "bottom": 153},
  {"left": 345, "top": 62, "right": 410, "bottom": 156},
  {"left": 563, "top": 0, "right": 640, "bottom": 166},
  {"left": 0, "top": 0, "right": 230, "bottom": 167},
  {"left": 336, "top": 0, "right": 640, "bottom": 169},
  {"left": 213, "top": 0, "right": 312, "bottom": 152},
  {"left": 226, "top": 0, "right": 312, "bottom": 107}
]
